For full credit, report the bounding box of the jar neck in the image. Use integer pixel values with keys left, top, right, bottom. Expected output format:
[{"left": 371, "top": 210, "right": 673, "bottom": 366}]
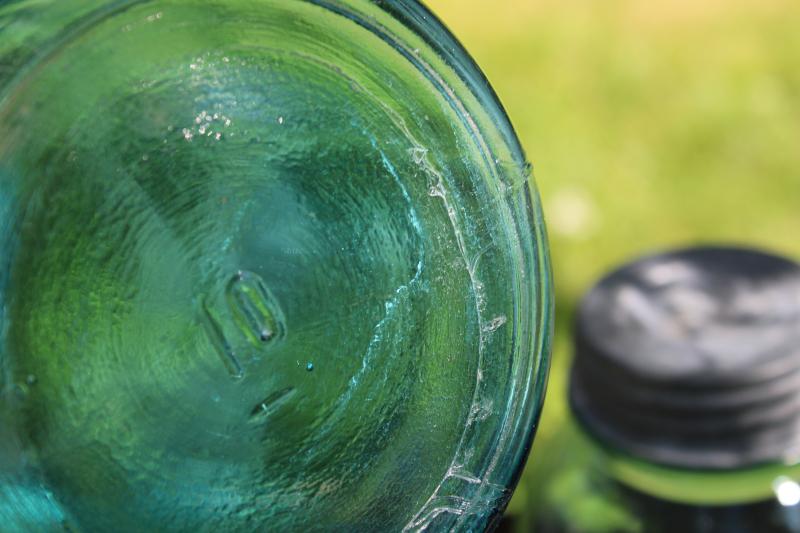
[{"left": 573, "top": 418, "right": 800, "bottom": 506}]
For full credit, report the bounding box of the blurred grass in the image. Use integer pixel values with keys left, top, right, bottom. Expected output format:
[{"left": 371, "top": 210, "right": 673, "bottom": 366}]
[{"left": 425, "top": 0, "right": 800, "bottom": 529}]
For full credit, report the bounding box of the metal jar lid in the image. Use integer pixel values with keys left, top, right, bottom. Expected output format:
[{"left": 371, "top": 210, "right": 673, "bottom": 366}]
[{"left": 570, "top": 246, "right": 800, "bottom": 469}]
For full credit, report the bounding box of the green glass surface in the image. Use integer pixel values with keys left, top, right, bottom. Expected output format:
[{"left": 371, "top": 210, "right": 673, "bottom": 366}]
[
  {"left": 0, "top": 1, "right": 551, "bottom": 531},
  {"left": 533, "top": 418, "right": 800, "bottom": 533}
]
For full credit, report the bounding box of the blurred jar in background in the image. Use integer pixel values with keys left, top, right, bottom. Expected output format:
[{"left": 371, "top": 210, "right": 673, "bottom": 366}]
[{"left": 536, "top": 246, "right": 800, "bottom": 533}]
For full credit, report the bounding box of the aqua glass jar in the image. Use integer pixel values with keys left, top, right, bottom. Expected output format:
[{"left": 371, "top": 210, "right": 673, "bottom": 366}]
[
  {"left": 536, "top": 247, "right": 800, "bottom": 533},
  {"left": 0, "top": 1, "right": 552, "bottom": 531}
]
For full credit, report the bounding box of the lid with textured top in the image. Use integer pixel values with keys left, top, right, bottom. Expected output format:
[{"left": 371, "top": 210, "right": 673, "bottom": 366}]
[{"left": 571, "top": 246, "right": 800, "bottom": 469}]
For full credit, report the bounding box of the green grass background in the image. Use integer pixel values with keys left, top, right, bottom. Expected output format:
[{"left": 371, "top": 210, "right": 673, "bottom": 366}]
[{"left": 426, "top": 0, "right": 800, "bottom": 529}]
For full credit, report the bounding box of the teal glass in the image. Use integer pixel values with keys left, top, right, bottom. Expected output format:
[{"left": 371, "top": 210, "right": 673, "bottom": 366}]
[{"left": 0, "top": 1, "right": 552, "bottom": 531}]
